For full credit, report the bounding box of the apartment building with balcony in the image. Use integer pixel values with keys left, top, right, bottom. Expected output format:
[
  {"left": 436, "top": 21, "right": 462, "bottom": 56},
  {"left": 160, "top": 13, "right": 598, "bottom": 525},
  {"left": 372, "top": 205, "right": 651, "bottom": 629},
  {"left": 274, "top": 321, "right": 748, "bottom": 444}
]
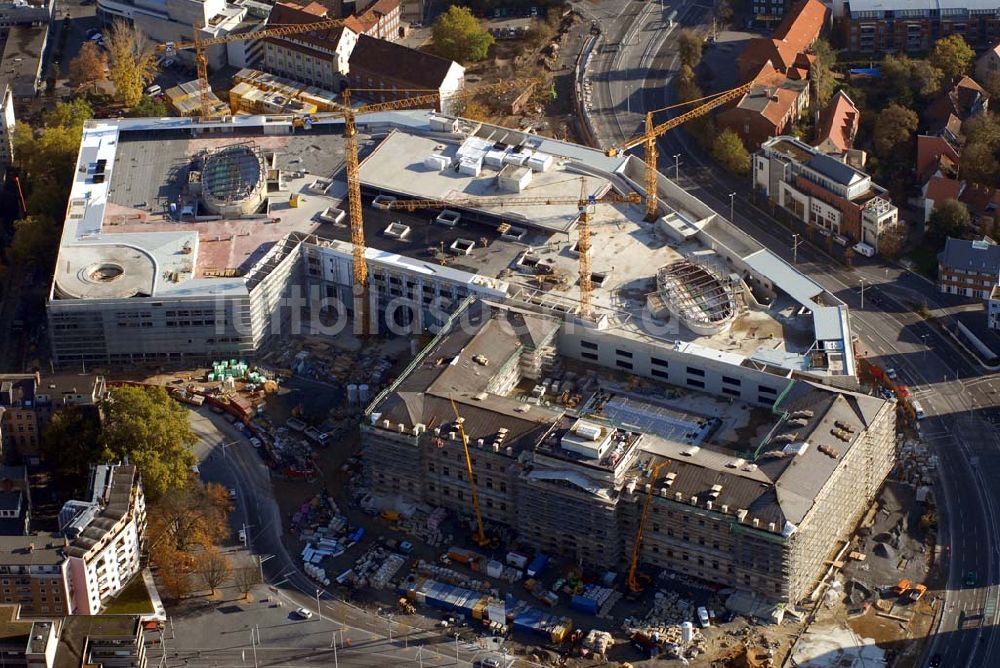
[
  {"left": 62, "top": 465, "right": 146, "bottom": 616},
  {"left": 845, "top": 0, "right": 1000, "bottom": 53},
  {"left": 753, "top": 136, "right": 899, "bottom": 253}
]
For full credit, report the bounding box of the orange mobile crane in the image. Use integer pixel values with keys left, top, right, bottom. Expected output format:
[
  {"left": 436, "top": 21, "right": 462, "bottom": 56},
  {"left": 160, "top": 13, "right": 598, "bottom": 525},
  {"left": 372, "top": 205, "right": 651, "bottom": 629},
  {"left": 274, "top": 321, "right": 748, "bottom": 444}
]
[
  {"left": 386, "top": 184, "right": 640, "bottom": 318},
  {"left": 450, "top": 397, "right": 490, "bottom": 548},
  {"left": 627, "top": 461, "right": 667, "bottom": 593},
  {"left": 605, "top": 81, "right": 755, "bottom": 221}
]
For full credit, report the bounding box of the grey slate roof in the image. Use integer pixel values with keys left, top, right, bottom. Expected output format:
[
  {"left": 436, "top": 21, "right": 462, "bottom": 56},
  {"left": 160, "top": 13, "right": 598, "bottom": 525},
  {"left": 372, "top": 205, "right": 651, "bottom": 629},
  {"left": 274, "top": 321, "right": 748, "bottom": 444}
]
[
  {"left": 938, "top": 237, "right": 1000, "bottom": 275},
  {"left": 806, "top": 153, "right": 864, "bottom": 187}
]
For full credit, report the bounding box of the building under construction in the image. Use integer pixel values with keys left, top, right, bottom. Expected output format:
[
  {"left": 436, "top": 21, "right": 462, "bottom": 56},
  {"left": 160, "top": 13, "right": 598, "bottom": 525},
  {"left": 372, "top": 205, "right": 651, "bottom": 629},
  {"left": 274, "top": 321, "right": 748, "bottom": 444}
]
[{"left": 362, "top": 298, "right": 896, "bottom": 604}]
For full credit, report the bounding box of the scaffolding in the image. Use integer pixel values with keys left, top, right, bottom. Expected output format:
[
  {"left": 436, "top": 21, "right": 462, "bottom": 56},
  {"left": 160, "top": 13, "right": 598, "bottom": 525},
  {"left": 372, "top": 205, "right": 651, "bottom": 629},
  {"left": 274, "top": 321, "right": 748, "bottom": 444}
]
[
  {"left": 655, "top": 258, "right": 740, "bottom": 334},
  {"left": 201, "top": 142, "right": 266, "bottom": 206}
]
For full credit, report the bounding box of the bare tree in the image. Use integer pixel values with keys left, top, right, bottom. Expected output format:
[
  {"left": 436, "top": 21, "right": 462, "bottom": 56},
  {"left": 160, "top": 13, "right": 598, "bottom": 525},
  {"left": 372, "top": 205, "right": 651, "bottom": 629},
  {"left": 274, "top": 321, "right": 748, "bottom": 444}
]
[
  {"left": 233, "top": 566, "right": 262, "bottom": 599},
  {"left": 195, "top": 547, "right": 231, "bottom": 596}
]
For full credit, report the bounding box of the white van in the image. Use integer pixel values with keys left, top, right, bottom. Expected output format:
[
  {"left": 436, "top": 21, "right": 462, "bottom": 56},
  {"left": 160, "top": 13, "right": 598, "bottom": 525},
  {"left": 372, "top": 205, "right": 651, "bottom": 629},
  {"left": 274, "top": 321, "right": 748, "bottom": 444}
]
[
  {"left": 853, "top": 242, "right": 875, "bottom": 257},
  {"left": 145, "top": 84, "right": 162, "bottom": 96},
  {"left": 912, "top": 400, "right": 926, "bottom": 420}
]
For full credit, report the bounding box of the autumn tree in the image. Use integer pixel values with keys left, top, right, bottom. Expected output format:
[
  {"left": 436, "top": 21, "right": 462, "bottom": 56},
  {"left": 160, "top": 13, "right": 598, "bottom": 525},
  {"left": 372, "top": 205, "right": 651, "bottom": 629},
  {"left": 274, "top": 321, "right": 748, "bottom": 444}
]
[
  {"left": 928, "top": 198, "right": 972, "bottom": 243},
  {"left": 711, "top": 128, "right": 750, "bottom": 175},
  {"left": 873, "top": 103, "right": 918, "bottom": 161},
  {"left": 809, "top": 38, "right": 837, "bottom": 109},
  {"left": 960, "top": 141, "right": 1000, "bottom": 187},
  {"left": 678, "top": 29, "right": 703, "bottom": 69},
  {"left": 106, "top": 19, "right": 159, "bottom": 107},
  {"left": 195, "top": 547, "right": 231, "bottom": 596},
  {"left": 152, "top": 544, "right": 194, "bottom": 601},
  {"left": 233, "top": 566, "right": 262, "bottom": 599},
  {"left": 877, "top": 224, "right": 907, "bottom": 259},
  {"left": 881, "top": 54, "right": 942, "bottom": 105},
  {"left": 148, "top": 479, "right": 231, "bottom": 551},
  {"left": 431, "top": 6, "right": 494, "bottom": 63},
  {"left": 676, "top": 64, "right": 702, "bottom": 103},
  {"left": 68, "top": 41, "right": 107, "bottom": 90},
  {"left": 100, "top": 385, "right": 197, "bottom": 501},
  {"left": 930, "top": 34, "right": 974, "bottom": 85}
]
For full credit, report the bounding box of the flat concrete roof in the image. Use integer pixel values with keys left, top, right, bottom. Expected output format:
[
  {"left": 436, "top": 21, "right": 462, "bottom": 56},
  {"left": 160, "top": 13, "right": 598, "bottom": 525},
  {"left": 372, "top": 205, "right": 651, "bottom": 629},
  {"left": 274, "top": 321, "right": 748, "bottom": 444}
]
[{"left": 357, "top": 130, "right": 610, "bottom": 234}]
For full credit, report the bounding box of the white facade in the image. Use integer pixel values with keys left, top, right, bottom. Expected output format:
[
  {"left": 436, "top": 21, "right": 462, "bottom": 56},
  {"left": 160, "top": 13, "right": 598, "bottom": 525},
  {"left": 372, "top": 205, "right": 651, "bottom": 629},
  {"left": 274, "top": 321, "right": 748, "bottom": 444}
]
[
  {"left": 263, "top": 28, "right": 357, "bottom": 88},
  {"left": 989, "top": 286, "right": 1000, "bottom": 330},
  {"left": 64, "top": 465, "right": 146, "bottom": 615},
  {"left": 0, "top": 85, "right": 14, "bottom": 176}
]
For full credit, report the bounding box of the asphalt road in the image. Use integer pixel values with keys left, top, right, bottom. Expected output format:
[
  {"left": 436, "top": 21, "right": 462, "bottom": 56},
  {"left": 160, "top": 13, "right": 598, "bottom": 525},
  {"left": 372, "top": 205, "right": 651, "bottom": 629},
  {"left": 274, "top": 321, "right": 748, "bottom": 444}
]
[
  {"left": 183, "top": 409, "right": 520, "bottom": 667},
  {"left": 579, "top": 4, "right": 1000, "bottom": 666}
]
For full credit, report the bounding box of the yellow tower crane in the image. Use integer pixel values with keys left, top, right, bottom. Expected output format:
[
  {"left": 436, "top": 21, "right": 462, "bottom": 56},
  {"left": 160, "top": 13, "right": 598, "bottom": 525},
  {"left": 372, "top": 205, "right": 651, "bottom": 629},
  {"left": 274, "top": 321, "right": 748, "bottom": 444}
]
[
  {"left": 386, "top": 185, "right": 640, "bottom": 318},
  {"left": 605, "top": 81, "right": 755, "bottom": 221},
  {"left": 449, "top": 397, "right": 490, "bottom": 548},
  {"left": 290, "top": 79, "right": 537, "bottom": 335},
  {"left": 627, "top": 461, "right": 667, "bottom": 593}
]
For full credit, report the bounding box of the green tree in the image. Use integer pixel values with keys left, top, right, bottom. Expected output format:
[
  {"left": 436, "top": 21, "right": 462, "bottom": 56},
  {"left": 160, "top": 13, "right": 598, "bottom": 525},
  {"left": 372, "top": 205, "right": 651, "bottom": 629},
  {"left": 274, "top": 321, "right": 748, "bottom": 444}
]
[
  {"left": 431, "top": 6, "right": 494, "bottom": 63},
  {"left": 809, "top": 38, "right": 837, "bottom": 109},
  {"left": 43, "top": 98, "right": 93, "bottom": 129},
  {"left": 929, "top": 34, "right": 974, "bottom": 85},
  {"left": 100, "top": 385, "right": 197, "bottom": 501},
  {"left": 873, "top": 103, "right": 918, "bottom": 160},
  {"left": 107, "top": 19, "right": 159, "bottom": 107},
  {"left": 929, "top": 198, "right": 972, "bottom": 242},
  {"left": 959, "top": 141, "right": 1000, "bottom": 187},
  {"left": 9, "top": 215, "right": 58, "bottom": 267},
  {"left": 910, "top": 59, "right": 943, "bottom": 98},
  {"left": 41, "top": 406, "right": 103, "bottom": 489},
  {"left": 711, "top": 128, "right": 750, "bottom": 175},
  {"left": 678, "top": 29, "right": 703, "bottom": 69},
  {"left": 128, "top": 95, "right": 169, "bottom": 118},
  {"left": 964, "top": 112, "right": 1000, "bottom": 148}
]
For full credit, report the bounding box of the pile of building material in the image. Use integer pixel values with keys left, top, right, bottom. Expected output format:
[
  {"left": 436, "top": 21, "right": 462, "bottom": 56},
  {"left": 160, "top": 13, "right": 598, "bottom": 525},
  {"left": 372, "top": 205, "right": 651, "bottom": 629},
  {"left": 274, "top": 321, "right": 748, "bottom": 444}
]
[
  {"left": 570, "top": 584, "right": 621, "bottom": 618},
  {"left": 897, "top": 435, "right": 937, "bottom": 488},
  {"left": 280, "top": 344, "right": 396, "bottom": 392},
  {"left": 624, "top": 590, "right": 693, "bottom": 630},
  {"left": 581, "top": 630, "right": 612, "bottom": 657},
  {"left": 351, "top": 545, "right": 409, "bottom": 590},
  {"left": 414, "top": 560, "right": 491, "bottom": 592},
  {"left": 660, "top": 623, "right": 709, "bottom": 660},
  {"left": 393, "top": 511, "right": 446, "bottom": 546},
  {"left": 269, "top": 426, "right": 318, "bottom": 476}
]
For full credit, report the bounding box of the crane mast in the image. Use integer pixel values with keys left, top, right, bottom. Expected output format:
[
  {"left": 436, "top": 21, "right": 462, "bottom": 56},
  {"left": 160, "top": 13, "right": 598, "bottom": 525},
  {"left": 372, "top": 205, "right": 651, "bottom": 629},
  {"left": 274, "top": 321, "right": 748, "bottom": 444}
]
[
  {"left": 450, "top": 397, "right": 489, "bottom": 547},
  {"left": 606, "top": 81, "right": 755, "bottom": 220}
]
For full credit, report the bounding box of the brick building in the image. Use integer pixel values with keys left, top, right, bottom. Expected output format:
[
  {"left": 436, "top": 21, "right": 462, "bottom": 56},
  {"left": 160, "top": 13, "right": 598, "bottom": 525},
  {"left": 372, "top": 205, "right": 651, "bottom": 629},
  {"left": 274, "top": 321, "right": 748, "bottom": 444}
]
[
  {"left": 845, "top": 0, "right": 1000, "bottom": 53},
  {"left": 937, "top": 237, "right": 1000, "bottom": 299},
  {"left": 753, "top": 136, "right": 899, "bottom": 252}
]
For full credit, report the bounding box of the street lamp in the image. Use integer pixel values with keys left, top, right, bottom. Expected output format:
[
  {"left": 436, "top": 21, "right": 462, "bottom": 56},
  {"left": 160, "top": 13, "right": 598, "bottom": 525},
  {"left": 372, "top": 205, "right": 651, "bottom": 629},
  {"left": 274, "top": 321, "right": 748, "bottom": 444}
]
[
  {"left": 729, "top": 192, "right": 736, "bottom": 221},
  {"left": 792, "top": 233, "right": 802, "bottom": 265},
  {"left": 921, "top": 333, "right": 929, "bottom": 361},
  {"left": 859, "top": 278, "right": 866, "bottom": 309},
  {"left": 315, "top": 589, "right": 323, "bottom": 621},
  {"left": 673, "top": 153, "right": 681, "bottom": 180}
]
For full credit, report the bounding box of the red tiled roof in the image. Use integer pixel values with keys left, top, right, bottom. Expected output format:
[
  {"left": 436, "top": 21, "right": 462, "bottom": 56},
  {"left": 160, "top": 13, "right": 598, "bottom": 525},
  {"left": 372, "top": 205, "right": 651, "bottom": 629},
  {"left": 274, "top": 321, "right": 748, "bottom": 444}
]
[
  {"left": 925, "top": 176, "right": 964, "bottom": 204},
  {"left": 774, "top": 0, "right": 828, "bottom": 53},
  {"left": 814, "top": 90, "right": 859, "bottom": 154},
  {"left": 266, "top": 2, "right": 354, "bottom": 52},
  {"left": 354, "top": 0, "right": 399, "bottom": 33},
  {"left": 916, "top": 134, "right": 961, "bottom": 182}
]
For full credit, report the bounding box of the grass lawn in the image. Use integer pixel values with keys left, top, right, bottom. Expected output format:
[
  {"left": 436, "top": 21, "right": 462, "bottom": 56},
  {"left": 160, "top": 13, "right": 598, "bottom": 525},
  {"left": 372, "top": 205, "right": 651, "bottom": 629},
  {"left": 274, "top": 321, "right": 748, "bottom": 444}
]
[{"left": 103, "top": 576, "right": 154, "bottom": 615}]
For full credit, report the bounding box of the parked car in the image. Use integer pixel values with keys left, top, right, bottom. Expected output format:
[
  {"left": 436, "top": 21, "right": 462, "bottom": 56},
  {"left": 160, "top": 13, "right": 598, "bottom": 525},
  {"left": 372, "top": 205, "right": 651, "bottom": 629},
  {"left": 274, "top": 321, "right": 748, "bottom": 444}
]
[
  {"left": 696, "top": 606, "right": 710, "bottom": 628},
  {"left": 966, "top": 571, "right": 977, "bottom": 586},
  {"left": 886, "top": 367, "right": 898, "bottom": 380},
  {"left": 295, "top": 607, "right": 313, "bottom": 619}
]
